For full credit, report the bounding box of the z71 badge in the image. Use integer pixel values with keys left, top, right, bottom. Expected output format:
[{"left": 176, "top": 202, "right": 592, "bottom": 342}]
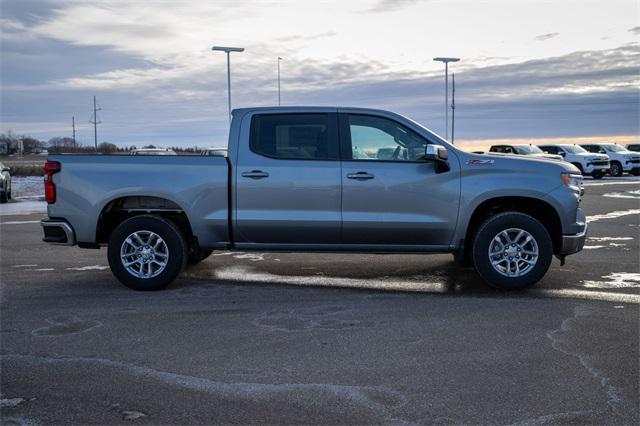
[{"left": 466, "top": 159, "right": 495, "bottom": 165}]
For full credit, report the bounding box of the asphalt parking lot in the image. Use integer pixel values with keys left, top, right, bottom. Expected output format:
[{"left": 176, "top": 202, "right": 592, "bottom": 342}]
[{"left": 1, "top": 179, "right": 638, "bottom": 425}]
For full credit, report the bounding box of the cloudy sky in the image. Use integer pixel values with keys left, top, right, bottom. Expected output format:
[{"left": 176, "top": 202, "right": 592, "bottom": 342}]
[{"left": 1, "top": 0, "right": 638, "bottom": 149}]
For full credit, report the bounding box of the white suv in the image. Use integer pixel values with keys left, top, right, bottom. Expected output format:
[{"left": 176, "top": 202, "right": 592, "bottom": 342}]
[
  {"left": 580, "top": 143, "right": 640, "bottom": 177},
  {"left": 539, "top": 144, "right": 609, "bottom": 179}
]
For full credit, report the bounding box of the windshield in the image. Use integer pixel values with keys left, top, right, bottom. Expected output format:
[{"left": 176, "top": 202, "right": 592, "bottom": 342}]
[
  {"left": 603, "top": 144, "right": 626, "bottom": 152},
  {"left": 514, "top": 145, "right": 544, "bottom": 154},
  {"left": 562, "top": 145, "right": 588, "bottom": 154}
]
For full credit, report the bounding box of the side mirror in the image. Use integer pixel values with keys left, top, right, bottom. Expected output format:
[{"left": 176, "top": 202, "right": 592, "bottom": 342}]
[
  {"left": 425, "top": 144, "right": 448, "bottom": 161},
  {"left": 1, "top": 167, "right": 9, "bottom": 172},
  {"left": 559, "top": 151, "right": 566, "bottom": 157}
]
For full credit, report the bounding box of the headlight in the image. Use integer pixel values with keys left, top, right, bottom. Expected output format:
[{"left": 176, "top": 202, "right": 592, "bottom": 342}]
[{"left": 561, "top": 172, "right": 583, "bottom": 195}]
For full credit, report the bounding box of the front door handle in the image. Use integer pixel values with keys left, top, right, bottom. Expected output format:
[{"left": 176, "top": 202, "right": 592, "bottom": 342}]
[
  {"left": 241, "top": 170, "right": 269, "bottom": 179},
  {"left": 346, "top": 172, "right": 375, "bottom": 180}
]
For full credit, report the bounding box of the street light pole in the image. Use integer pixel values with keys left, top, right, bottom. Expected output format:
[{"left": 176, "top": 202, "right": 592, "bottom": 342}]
[
  {"left": 451, "top": 73, "right": 456, "bottom": 144},
  {"left": 277, "top": 56, "right": 282, "bottom": 106},
  {"left": 433, "top": 57, "right": 459, "bottom": 140},
  {"left": 212, "top": 46, "right": 245, "bottom": 123}
]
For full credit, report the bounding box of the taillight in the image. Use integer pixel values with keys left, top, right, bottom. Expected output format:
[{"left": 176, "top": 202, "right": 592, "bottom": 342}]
[{"left": 44, "top": 160, "right": 61, "bottom": 204}]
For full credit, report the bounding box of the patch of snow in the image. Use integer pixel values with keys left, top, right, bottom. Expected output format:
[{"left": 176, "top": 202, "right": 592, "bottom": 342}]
[
  {"left": 603, "top": 189, "right": 640, "bottom": 200},
  {"left": 0, "top": 220, "right": 40, "bottom": 225},
  {"left": 583, "top": 272, "right": 640, "bottom": 288},
  {"left": 233, "top": 253, "right": 265, "bottom": 262},
  {"left": 122, "top": 410, "right": 147, "bottom": 420},
  {"left": 0, "top": 398, "right": 25, "bottom": 407},
  {"left": 586, "top": 209, "right": 640, "bottom": 223},
  {"left": 588, "top": 237, "right": 633, "bottom": 241},
  {"left": 583, "top": 245, "right": 605, "bottom": 249},
  {"left": 65, "top": 265, "right": 109, "bottom": 271},
  {"left": 10, "top": 176, "right": 44, "bottom": 198},
  {"left": 0, "top": 199, "right": 46, "bottom": 216}
]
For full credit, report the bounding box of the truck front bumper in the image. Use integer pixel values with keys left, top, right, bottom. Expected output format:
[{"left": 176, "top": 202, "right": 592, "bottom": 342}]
[
  {"left": 41, "top": 219, "right": 76, "bottom": 246},
  {"left": 560, "top": 224, "right": 587, "bottom": 255}
]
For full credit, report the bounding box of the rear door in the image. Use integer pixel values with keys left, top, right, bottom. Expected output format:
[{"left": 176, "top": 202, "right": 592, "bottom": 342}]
[
  {"left": 339, "top": 112, "right": 460, "bottom": 247},
  {"left": 234, "top": 111, "right": 342, "bottom": 245}
]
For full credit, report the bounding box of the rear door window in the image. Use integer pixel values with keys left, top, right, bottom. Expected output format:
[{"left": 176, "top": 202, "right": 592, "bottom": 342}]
[{"left": 250, "top": 114, "right": 338, "bottom": 160}]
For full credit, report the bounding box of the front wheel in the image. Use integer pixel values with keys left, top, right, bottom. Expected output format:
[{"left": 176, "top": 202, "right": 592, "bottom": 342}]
[
  {"left": 609, "top": 161, "right": 623, "bottom": 177},
  {"left": 591, "top": 171, "right": 604, "bottom": 180},
  {"left": 472, "top": 212, "right": 553, "bottom": 290},
  {"left": 107, "top": 215, "right": 187, "bottom": 290}
]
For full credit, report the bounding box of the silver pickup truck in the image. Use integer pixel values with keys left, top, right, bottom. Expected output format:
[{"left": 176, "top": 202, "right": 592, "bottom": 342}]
[{"left": 41, "top": 107, "right": 587, "bottom": 291}]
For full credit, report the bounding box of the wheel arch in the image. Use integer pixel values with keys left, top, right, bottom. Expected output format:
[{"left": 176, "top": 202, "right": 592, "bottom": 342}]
[
  {"left": 96, "top": 195, "right": 197, "bottom": 250},
  {"left": 461, "top": 196, "right": 563, "bottom": 260}
]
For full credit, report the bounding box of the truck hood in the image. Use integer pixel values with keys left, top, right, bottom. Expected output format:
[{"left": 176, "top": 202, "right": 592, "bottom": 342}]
[
  {"left": 527, "top": 153, "right": 564, "bottom": 161},
  {"left": 571, "top": 152, "right": 608, "bottom": 161}
]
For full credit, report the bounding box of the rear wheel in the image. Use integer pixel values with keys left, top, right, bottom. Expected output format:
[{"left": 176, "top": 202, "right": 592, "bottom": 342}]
[
  {"left": 472, "top": 212, "right": 552, "bottom": 290},
  {"left": 631, "top": 169, "right": 640, "bottom": 176},
  {"left": 107, "top": 215, "right": 187, "bottom": 291},
  {"left": 591, "top": 171, "right": 604, "bottom": 179},
  {"left": 0, "top": 190, "right": 7, "bottom": 203}
]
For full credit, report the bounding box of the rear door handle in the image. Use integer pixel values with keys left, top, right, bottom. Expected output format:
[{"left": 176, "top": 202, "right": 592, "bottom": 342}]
[
  {"left": 241, "top": 170, "right": 269, "bottom": 179},
  {"left": 346, "top": 172, "right": 375, "bottom": 180}
]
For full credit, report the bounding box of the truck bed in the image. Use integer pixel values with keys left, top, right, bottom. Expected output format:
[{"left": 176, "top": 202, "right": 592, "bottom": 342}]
[{"left": 47, "top": 154, "right": 230, "bottom": 248}]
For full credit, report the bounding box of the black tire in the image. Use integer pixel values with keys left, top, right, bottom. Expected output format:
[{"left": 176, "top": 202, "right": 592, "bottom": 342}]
[
  {"left": 591, "top": 171, "right": 604, "bottom": 180},
  {"left": 107, "top": 215, "right": 187, "bottom": 291},
  {"left": 0, "top": 191, "right": 7, "bottom": 203},
  {"left": 571, "top": 163, "right": 584, "bottom": 175},
  {"left": 609, "top": 161, "right": 623, "bottom": 177},
  {"left": 631, "top": 169, "right": 640, "bottom": 176},
  {"left": 187, "top": 248, "right": 213, "bottom": 265},
  {"left": 472, "top": 212, "right": 553, "bottom": 290}
]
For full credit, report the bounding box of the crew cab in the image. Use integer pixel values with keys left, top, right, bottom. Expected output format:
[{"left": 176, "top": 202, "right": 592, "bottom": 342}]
[
  {"left": 40, "top": 107, "right": 587, "bottom": 291},
  {"left": 538, "top": 144, "right": 609, "bottom": 179},
  {"left": 489, "top": 144, "right": 563, "bottom": 160},
  {"left": 580, "top": 143, "right": 640, "bottom": 176}
]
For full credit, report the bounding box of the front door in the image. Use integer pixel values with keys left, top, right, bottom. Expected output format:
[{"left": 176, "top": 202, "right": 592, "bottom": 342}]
[
  {"left": 235, "top": 111, "right": 342, "bottom": 245},
  {"left": 339, "top": 113, "right": 460, "bottom": 247}
]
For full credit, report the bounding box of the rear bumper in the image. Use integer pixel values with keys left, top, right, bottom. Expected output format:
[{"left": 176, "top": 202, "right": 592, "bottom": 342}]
[
  {"left": 40, "top": 219, "right": 76, "bottom": 246},
  {"left": 560, "top": 223, "right": 587, "bottom": 255}
]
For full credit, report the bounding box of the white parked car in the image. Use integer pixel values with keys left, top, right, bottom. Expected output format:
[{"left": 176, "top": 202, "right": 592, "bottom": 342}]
[
  {"left": 488, "top": 144, "right": 563, "bottom": 160},
  {"left": 130, "top": 148, "right": 177, "bottom": 156},
  {"left": 580, "top": 143, "right": 640, "bottom": 176},
  {"left": 538, "top": 144, "right": 609, "bottom": 179},
  {"left": 0, "top": 162, "right": 11, "bottom": 203}
]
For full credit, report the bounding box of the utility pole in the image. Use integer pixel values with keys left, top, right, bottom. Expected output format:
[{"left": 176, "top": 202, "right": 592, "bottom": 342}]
[
  {"left": 72, "top": 116, "right": 76, "bottom": 147},
  {"left": 277, "top": 56, "right": 282, "bottom": 106},
  {"left": 451, "top": 73, "right": 456, "bottom": 144},
  {"left": 89, "top": 95, "right": 101, "bottom": 150}
]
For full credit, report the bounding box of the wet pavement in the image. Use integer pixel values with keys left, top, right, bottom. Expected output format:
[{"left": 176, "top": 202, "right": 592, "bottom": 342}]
[{"left": 1, "top": 180, "right": 638, "bottom": 424}]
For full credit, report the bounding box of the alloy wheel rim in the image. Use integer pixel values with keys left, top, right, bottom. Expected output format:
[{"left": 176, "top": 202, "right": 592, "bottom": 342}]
[
  {"left": 488, "top": 228, "right": 538, "bottom": 277},
  {"left": 120, "top": 230, "right": 169, "bottom": 279}
]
